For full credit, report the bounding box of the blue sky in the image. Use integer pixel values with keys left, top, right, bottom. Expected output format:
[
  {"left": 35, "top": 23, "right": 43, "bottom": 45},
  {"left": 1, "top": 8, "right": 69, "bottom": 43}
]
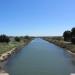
[{"left": 0, "top": 0, "right": 75, "bottom": 36}]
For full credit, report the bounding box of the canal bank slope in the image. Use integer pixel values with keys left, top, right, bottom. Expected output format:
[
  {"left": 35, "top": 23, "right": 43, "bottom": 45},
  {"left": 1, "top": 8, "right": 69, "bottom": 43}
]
[
  {"left": 0, "top": 38, "right": 32, "bottom": 75},
  {"left": 43, "top": 37, "right": 75, "bottom": 54}
]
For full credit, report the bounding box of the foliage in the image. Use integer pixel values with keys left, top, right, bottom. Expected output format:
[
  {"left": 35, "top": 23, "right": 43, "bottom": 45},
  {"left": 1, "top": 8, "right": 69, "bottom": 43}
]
[
  {"left": 24, "top": 36, "right": 30, "bottom": 39},
  {"left": 0, "top": 34, "right": 10, "bottom": 43},
  {"left": 71, "top": 37, "right": 75, "bottom": 44},
  {"left": 63, "top": 31, "right": 71, "bottom": 41},
  {"left": 71, "top": 27, "right": 75, "bottom": 37},
  {"left": 15, "top": 37, "right": 20, "bottom": 42}
]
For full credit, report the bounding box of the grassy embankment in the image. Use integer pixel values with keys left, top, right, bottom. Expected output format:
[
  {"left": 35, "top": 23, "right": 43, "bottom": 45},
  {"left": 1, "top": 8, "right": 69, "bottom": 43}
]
[
  {"left": 44, "top": 37, "right": 75, "bottom": 53},
  {"left": 0, "top": 38, "right": 32, "bottom": 55}
]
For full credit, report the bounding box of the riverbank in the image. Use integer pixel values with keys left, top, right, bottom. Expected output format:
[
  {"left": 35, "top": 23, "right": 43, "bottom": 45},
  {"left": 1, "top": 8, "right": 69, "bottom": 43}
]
[
  {"left": 43, "top": 37, "right": 75, "bottom": 53},
  {"left": 0, "top": 39, "right": 32, "bottom": 62},
  {"left": 0, "top": 38, "right": 32, "bottom": 75},
  {"left": 0, "top": 68, "right": 9, "bottom": 75}
]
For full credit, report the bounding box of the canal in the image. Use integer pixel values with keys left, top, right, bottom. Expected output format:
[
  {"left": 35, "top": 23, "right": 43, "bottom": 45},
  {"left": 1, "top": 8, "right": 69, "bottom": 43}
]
[{"left": 5, "top": 38, "right": 75, "bottom": 75}]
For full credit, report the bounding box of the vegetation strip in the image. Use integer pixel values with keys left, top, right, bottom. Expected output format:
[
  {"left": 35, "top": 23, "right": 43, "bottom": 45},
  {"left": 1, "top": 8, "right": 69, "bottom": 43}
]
[{"left": 0, "top": 35, "right": 32, "bottom": 75}]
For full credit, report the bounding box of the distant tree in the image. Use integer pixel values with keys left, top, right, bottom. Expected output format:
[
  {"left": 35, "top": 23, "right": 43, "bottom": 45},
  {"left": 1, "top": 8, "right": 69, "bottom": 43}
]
[
  {"left": 71, "top": 27, "right": 75, "bottom": 37},
  {"left": 63, "top": 31, "right": 71, "bottom": 41},
  {"left": 0, "top": 34, "right": 10, "bottom": 43},
  {"left": 71, "top": 37, "right": 75, "bottom": 44},
  {"left": 24, "top": 36, "right": 30, "bottom": 39},
  {"left": 15, "top": 37, "right": 20, "bottom": 42}
]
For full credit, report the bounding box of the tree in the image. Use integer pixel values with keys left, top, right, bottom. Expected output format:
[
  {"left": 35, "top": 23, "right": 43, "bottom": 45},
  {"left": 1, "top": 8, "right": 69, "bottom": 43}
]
[
  {"left": 71, "top": 37, "right": 75, "bottom": 44},
  {"left": 0, "top": 34, "right": 10, "bottom": 43},
  {"left": 63, "top": 31, "right": 71, "bottom": 41},
  {"left": 71, "top": 27, "right": 75, "bottom": 44},
  {"left": 24, "top": 36, "right": 30, "bottom": 39},
  {"left": 15, "top": 37, "right": 20, "bottom": 42},
  {"left": 71, "top": 27, "right": 75, "bottom": 37}
]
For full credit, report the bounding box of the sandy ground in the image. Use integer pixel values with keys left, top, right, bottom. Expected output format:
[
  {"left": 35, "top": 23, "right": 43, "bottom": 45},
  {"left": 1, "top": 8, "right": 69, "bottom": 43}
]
[
  {"left": 0, "top": 73, "right": 9, "bottom": 75},
  {"left": 0, "top": 48, "right": 16, "bottom": 61},
  {"left": 0, "top": 48, "right": 16, "bottom": 75}
]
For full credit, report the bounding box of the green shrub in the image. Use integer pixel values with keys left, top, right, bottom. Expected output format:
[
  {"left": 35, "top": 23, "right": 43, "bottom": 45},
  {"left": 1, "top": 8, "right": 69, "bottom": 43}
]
[
  {"left": 15, "top": 37, "right": 20, "bottom": 42},
  {"left": 71, "top": 27, "right": 75, "bottom": 37},
  {"left": 0, "top": 34, "right": 10, "bottom": 43},
  {"left": 24, "top": 36, "right": 30, "bottom": 39},
  {"left": 71, "top": 37, "right": 75, "bottom": 44},
  {"left": 63, "top": 31, "right": 71, "bottom": 41}
]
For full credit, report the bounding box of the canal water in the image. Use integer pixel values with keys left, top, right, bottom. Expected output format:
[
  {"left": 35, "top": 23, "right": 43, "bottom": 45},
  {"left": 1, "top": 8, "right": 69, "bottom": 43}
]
[{"left": 5, "top": 38, "right": 75, "bottom": 75}]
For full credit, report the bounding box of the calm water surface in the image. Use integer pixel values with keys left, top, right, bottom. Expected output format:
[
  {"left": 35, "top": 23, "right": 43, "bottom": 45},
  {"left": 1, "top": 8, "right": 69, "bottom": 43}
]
[{"left": 5, "top": 38, "right": 75, "bottom": 75}]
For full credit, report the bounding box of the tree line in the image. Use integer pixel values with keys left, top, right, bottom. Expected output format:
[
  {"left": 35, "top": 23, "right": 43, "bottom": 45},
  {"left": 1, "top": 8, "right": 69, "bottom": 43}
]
[
  {"left": 0, "top": 34, "right": 30, "bottom": 43},
  {"left": 0, "top": 35, "right": 10, "bottom": 43},
  {"left": 63, "top": 27, "right": 75, "bottom": 44}
]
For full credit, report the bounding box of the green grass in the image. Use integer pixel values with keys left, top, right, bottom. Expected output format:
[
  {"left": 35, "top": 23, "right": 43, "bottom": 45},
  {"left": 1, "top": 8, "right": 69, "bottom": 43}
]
[
  {"left": 0, "top": 43, "right": 15, "bottom": 54},
  {"left": 0, "top": 38, "right": 32, "bottom": 55},
  {"left": 0, "top": 41, "right": 24, "bottom": 54}
]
